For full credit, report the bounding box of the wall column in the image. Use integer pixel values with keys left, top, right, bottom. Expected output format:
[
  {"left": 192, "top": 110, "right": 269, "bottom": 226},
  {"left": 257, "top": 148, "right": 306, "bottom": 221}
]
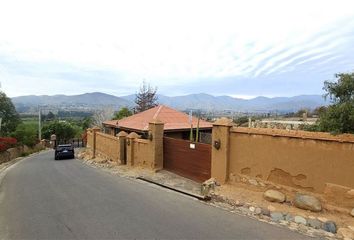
[
  {"left": 91, "top": 126, "right": 101, "bottom": 158},
  {"left": 148, "top": 120, "right": 164, "bottom": 170},
  {"left": 126, "top": 132, "right": 140, "bottom": 167},
  {"left": 117, "top": 131, "right": 128, "bottom": 164},
  {"left": 211, "top": 118, "right": 233, "bottom": 184}
]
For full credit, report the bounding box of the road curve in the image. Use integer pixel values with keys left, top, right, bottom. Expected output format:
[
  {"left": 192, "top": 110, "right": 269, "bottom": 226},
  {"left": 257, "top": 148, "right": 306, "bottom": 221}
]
[{"left": 0, "top": 150, "right": 312, "bottom": 239}]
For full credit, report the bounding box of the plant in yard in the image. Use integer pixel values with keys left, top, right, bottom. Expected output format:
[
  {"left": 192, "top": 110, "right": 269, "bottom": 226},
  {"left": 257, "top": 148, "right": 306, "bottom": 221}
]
[
  {"left": 196, "top": 117, "right": 200, "bottom": 142},
  {"left": 189, "top": 125, "right": 194, "bottom": 142}
]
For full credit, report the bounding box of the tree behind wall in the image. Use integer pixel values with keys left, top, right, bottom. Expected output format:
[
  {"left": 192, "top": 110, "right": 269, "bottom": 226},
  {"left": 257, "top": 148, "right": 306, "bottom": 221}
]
[
  {"left": 318, "top": 72, "right": 354, "bottom": 134},
  {"left": 112, "top": 107, "right": 133, "bottom": 120},
  {"left": 42, "top": 121, "right": 76, "bottom": 141},
  {"left": 0, "top": 91, "right": 21, "bottom": 136},
  {"left": 134, "top": 81, "right": 158, "bottom": 113},
  {"left": 91, "top": 107, "right": 115, "bottom": 128}
]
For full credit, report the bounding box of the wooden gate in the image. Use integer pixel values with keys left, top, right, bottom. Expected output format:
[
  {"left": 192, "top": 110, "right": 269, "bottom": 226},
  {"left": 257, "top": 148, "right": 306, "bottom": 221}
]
[{"left": 163, "top": 137, "right": 211, "bottom": 182}]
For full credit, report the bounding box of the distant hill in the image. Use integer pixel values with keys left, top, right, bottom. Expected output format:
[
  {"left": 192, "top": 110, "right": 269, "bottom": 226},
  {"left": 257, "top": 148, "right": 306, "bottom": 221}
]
[
  {"left": 122, "top": 93, "right": 329, "bottom": 112},
  {"left": 12, "top": 92, "right": 329, "bottom": 113},
  {"left": 12, "top": 92, "right": 133, "bottom": 112}
]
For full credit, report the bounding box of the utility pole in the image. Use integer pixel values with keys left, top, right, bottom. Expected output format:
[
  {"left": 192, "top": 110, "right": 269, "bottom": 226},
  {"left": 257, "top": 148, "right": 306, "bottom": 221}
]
[{"left": 38, "top": 107, "right": 42, "bottom": 141}]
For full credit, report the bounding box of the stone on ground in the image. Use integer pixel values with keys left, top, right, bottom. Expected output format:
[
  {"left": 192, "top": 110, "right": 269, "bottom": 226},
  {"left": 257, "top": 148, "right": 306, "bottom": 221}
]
[
  {"left": 307, "top": 219, "right": 322, "bottom": 229},
  {"left": 294, "top": 216, "right": 307, "bottom": 225},
  {"left": 267, "top": 205, "right": 276, "bottom": 212},
  {"left": 263, "top": 190, "right": 286, "bottom": 203},
  {"left": 270, "top": 212, "right": 284, "bottom": 222},
  {"left": 248, "top": 179, "right": 259, "bottom": 186},
  {"left": 351, "top": 208, "right": 354, "bottom": 217},
  {"left": 261, "top": 208, "right": 271, "bottom": 216},
  {"left": 322, "top": 221, "right": 337, "bottom": 234},
  {"left": 284, "top": 213, "right": 293, "bottom": 222},
  {"left": 294, "top": 193, "right": 322, "bottom": 212},
  {"left": 337, "top": 228, "right": 354, "bottom": 239},
  {"left": 254, "top": 207, "right": 262, "bottom": 215},
  {"left": 317, "top": 217, "right": 328, "bottom": 223}
]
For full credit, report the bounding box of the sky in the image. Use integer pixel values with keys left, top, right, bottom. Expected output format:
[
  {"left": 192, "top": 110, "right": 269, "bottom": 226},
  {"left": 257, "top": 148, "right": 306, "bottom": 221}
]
[{"left": 0, "top": 0, "right": 353, "bottom": 99}]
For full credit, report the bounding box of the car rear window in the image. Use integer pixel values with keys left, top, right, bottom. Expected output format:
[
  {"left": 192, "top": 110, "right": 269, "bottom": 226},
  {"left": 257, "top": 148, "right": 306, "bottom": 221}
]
[{"left": 57, "top": 145, "right": 73, "bottom": 150}]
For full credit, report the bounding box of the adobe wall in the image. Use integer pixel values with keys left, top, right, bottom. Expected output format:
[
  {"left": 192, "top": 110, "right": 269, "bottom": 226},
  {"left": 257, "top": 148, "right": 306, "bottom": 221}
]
[
  {"left": 132, "top": 139, "right": 152, "bottom": 168},
  {"left": 87, "top": 131, "right": 94, "bottom": 149},
  {"left": 95, "top": 132, "right": 120, "bottom": 162},
  {"left": 88, "top": 121, "right": 164, "bottom": 170},
  {"left": 227, "top": 127, "right": 354, "bottom": 193}
]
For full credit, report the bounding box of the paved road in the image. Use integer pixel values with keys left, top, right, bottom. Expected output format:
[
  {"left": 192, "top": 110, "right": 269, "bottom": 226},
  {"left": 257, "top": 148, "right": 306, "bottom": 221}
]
[{"left": 0, "top": 151, "right": 312, "bottom": 239}]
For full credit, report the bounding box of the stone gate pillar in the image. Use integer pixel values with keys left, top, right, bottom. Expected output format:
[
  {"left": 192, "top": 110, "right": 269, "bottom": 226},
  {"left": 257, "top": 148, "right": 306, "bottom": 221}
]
[
  {"left": 148, "top": 120, "right": 164, "bottom": 170},
  {"left": 116, "top": 131, "right": 128, "bottom": 164},
  {"left": 126, "top": 132, "right": 140, "bottom": 167},
  {"left": 211, "top": 118, "right": 233, "bottom": 184},
  {"left": 91, "top": 126, "right": 101, "bottom": 158}
]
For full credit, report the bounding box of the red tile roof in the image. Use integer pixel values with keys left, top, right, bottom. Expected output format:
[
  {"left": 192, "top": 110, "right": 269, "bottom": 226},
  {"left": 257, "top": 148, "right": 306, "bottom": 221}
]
[{"left": 103, "top": 105, "right": 212, "bottom": 132}]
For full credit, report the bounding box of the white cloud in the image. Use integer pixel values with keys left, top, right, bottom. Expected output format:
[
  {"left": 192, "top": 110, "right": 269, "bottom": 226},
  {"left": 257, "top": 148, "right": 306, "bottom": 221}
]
[{"left": 0, "top": 0, "right": 354, "bottom": 96}]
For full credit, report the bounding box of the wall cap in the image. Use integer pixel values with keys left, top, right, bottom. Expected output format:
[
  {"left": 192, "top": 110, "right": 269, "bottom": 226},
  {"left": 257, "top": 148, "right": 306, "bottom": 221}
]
[
  {"left": 116, "top": 131, "right": 128, "bottom": 137},
  {"left": 213, "top": 117, "right": 234, "bottom": 127},
  {"left": 231, "top": 127, "right": 354, "bottom": 143},
  {"left": 127, "top": 132, "right": 141, "bottom": 139},
  {"left": 149, "top": 119, "right": 164, "bottom": 125}
]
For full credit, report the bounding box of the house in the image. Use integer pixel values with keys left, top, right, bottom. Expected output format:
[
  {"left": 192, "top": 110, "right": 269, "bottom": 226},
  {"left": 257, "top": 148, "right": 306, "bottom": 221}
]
[{"left": 102, "top": 105, "right": 212, "bottom": 142}]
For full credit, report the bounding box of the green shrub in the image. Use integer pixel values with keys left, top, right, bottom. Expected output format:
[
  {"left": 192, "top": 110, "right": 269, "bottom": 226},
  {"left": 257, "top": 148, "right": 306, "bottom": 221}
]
[{"left": 11, "top": 123, "right": 38, "bottom": 147}]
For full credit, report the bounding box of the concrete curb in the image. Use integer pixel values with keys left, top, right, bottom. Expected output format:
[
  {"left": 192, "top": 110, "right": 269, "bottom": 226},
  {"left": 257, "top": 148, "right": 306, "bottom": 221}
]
[{"left": 136, "top": 176, "right": 210, "bottom": 201}]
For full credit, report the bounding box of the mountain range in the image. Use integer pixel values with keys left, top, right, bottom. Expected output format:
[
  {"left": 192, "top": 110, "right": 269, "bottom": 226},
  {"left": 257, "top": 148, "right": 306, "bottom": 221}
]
[{"left": 12, "top": 92, "right": 329, "bottom": 113}]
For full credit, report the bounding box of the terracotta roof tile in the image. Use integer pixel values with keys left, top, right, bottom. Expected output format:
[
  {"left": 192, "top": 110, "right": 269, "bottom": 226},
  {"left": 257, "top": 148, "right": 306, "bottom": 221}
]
[{"left": 103, "top": 105, "right": 212, "bottom": 131}]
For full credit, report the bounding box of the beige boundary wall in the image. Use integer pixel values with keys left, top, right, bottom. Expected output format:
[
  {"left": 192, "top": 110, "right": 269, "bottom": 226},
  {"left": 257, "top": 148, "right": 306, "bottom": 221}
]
[
  {"left": 87, "top": 130, "right": 94, "bottom": 149},
  {"left": 88, "top": 117, "right": 354, "bottom": 208},
  {"left": 95, "top": 132, "right": 120, "bottom": 162},
  {"left": 211, "top": 118, "right": 354, "bottom": 196},
  {"left": 86, "top": 120, "right": 164, "bottom": 170}
]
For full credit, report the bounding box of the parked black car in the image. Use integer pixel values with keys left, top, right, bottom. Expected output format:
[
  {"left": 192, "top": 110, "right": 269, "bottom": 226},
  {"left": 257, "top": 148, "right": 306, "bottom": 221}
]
[{"left": 54, "top": 144, "right": 75, "bottom": 160}]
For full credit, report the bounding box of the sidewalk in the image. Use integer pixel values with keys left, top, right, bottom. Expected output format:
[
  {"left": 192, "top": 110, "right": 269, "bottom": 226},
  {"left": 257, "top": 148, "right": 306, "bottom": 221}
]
[{"left": 137, "top": 170, "right": 204, "bottom": 197}]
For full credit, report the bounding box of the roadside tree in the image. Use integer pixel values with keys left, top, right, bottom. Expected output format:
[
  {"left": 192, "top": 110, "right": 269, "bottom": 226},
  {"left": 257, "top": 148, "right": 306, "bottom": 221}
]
[
  {"left": 0, "top": 91, "right": 21, "bottom": 136},
  {"left": 12, "top": 123, "right": 38, "bottom": 147}
]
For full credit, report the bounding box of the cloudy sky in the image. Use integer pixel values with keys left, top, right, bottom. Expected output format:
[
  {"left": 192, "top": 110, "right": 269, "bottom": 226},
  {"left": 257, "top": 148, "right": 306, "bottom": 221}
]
[{"left": 0, "top": 0, "right": 353, "bottom": 98}]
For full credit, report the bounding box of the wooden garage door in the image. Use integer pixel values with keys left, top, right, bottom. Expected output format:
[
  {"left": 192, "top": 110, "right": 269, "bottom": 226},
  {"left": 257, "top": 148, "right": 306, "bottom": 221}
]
[{"left": 163, "top": 137, "right": 211, "bottom": 182}]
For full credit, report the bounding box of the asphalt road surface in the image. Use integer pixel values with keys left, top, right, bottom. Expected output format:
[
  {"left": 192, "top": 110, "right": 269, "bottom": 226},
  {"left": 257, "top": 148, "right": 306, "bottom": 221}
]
[{"left": 0, "top": 150, "right": 313, "bottom": 239}]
